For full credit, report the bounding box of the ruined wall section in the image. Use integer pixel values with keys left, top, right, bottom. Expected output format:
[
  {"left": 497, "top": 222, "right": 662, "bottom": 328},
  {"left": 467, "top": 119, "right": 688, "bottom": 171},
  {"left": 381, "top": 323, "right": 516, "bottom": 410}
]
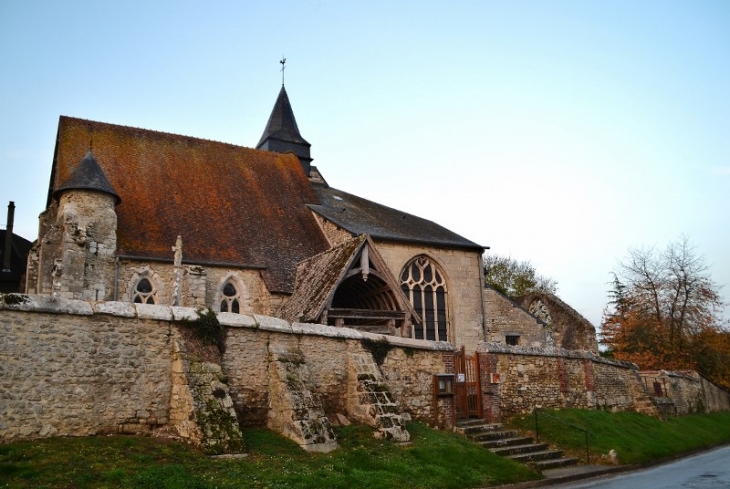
[
  {"left": 374, "top": 241, "right": 485, "bottom": 351},
  {"left": 516, "top": 292, "right": 599, "bottom": 352},
  {"left": 31, "top": 191, "right": 117, "bottom": 300},
  {"left": 483, "top": 287, "right": 547, "bottom": 347}
]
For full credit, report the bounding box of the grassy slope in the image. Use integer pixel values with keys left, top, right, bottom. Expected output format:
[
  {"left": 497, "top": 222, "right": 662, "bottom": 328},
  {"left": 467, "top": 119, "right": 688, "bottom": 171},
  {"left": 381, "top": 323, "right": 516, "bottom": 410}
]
[
  {"left": 0, "top": 422, "right": 539, "bottom": 489},
  {"left": 506, "top": 410, "right": 730, "bottom": 465}
]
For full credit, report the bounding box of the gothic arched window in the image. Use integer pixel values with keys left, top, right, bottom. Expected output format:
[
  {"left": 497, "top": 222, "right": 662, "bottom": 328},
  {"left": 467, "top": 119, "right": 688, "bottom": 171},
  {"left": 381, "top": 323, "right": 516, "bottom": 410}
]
[
  {"left": 219, "top": 281, "right": 241, "bottom": 313},
  {"left": 133, "top": 278, "right": 156, "bottom": 304},
  {"left": 400, "top": 256, "right": 449, "bottom": 341}
]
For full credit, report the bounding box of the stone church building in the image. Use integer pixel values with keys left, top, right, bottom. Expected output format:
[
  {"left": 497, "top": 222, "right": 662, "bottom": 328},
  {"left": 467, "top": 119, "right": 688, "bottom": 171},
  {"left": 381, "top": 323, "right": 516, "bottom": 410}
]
[{"left": 24, "top": 86, "right": 597, "bottom": 353}]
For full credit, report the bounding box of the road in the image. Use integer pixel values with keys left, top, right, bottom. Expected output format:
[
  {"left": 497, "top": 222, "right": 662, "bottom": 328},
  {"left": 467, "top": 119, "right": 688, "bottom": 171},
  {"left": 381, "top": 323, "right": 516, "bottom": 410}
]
[{"left": 550, "top": 445, "right": 730, "bottom": 489}]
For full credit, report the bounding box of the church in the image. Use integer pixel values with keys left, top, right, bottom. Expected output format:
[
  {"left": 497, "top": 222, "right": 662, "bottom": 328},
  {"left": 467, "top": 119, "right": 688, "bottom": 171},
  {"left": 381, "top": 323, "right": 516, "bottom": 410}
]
[{"left": 23, "top": 84, "right": 597, "bottom": 353}]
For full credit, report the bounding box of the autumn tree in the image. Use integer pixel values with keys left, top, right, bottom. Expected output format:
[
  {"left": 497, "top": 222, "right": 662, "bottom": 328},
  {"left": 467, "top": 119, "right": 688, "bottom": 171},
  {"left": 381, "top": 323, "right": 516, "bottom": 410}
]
[
  {"left": 484, "top": 254, "right": 557, "bottom": 298},
  {"left": 600, "top": 236, "right": 729, "bottom": 389}
]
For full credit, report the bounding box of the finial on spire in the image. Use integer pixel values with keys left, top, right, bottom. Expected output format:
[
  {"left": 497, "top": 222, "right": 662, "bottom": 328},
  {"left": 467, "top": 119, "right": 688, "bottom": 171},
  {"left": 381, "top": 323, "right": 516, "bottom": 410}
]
[
  {"left": 280, "top": 55, "right": 286, "bottom": 86},
  {"left": 88, "top": 135, "right": 93, "bottom": 151}
]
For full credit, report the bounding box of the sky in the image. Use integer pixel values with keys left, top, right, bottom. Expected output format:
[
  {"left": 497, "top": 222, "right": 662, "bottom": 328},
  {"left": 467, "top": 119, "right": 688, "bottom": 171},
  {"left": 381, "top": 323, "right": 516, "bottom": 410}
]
[{"left": 1, "top": 0, "right": 729, "bottom": 328}]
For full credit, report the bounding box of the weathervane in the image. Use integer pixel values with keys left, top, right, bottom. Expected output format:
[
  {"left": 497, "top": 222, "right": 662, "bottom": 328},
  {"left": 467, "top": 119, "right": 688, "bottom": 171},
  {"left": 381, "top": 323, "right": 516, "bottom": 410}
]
[{"left": 280, "top": 56, "right": 286, "bottom": 85}]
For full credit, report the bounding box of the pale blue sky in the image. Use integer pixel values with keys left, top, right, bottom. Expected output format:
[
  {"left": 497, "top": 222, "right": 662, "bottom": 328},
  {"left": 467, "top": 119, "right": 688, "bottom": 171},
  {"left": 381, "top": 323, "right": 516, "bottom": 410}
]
[{"left": 1, "top": 1, "right": 729, "bottom": 327}]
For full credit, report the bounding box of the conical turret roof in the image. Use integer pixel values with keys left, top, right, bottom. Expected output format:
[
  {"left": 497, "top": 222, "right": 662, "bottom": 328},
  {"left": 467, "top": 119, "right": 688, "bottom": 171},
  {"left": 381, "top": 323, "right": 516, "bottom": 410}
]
[
  {"left": 53, "top": 150, "right": 121, "bottom": 204},
  {"left": 256, "top": 85, "right": 310, "bottom": 148}
]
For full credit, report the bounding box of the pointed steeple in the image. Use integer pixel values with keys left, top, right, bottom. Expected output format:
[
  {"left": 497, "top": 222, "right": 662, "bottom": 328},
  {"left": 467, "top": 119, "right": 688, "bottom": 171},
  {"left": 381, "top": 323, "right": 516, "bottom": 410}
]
[
  {"left": 53, "top": 150, "right": 121, "bottom": 204},
  {"left": 256, "top": 85, "right": 312, "bottom": 175}
]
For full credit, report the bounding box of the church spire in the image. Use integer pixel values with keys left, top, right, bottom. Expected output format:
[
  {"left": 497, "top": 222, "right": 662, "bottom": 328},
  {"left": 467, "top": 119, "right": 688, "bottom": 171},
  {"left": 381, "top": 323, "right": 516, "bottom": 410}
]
[{"left": 256, "top": 84, "right": 312, "bottom": 175}]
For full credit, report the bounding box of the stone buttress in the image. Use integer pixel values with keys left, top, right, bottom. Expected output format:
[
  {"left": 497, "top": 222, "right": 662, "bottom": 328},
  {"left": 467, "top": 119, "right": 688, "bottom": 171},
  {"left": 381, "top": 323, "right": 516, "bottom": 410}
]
[
  {"left": 267, "top": 344, "right": 338, "bottom": 452},
  {"left": 347, "top": 351, "right": 410, "bottom": 442},
  {"left": 169, "top": 338, "right": 244, "bottom": 455}
]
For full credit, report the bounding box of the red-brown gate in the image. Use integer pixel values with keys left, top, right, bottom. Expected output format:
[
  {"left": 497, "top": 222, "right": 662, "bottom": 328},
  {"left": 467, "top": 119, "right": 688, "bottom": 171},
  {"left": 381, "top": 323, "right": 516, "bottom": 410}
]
[{"left": 454, "top": 347, "right": 482, "bottom": 419}]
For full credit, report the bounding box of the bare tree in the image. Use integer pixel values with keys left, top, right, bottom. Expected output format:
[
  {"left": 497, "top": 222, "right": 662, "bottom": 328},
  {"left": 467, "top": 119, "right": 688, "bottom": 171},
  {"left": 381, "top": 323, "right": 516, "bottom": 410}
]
[{"left": 615, "top": 236, "right": 722, "bottom": 347}]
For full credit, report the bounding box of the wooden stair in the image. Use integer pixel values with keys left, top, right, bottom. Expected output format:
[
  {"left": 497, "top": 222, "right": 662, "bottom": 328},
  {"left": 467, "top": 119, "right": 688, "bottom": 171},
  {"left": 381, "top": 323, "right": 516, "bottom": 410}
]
[{"left": 456, "top": 419, "right": 579, "bottom": 470}]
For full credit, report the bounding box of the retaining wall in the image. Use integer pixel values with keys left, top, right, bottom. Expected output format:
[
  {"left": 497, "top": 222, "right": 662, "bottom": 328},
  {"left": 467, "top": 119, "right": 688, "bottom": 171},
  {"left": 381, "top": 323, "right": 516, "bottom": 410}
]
[{"left": 0, "top": 294, "right": 454, "bottom": 442}]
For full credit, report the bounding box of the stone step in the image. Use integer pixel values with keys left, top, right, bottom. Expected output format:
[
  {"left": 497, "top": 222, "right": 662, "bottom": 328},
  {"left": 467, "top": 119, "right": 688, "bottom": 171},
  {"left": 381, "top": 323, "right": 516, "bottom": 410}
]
[
  {"left": 531, "top": 457, "right": 580, "bottom": 470},
  {"left": 456, "top": 418, "right": 495, "bottom": 427},
  {"left": 507, "top": 449, "right": 565, "bottom": 463},
  {"left": 478, "top": 436, "right": 534, "bottom": 449},
  {"left": 490, "top": 442, "right": 550, "bottom": 456},
  {"left": 468, "top": 429, "right": 521, "bottom": 441},
  {"left": 455, "top": 423, "right": 503, "bottom": 435}
]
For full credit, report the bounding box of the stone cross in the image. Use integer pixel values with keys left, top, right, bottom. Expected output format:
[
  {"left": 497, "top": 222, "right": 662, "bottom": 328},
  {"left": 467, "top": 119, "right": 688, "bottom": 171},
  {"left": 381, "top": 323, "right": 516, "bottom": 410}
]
[{"left": 172, "top": 235, "right": 183, "bottom": 306}]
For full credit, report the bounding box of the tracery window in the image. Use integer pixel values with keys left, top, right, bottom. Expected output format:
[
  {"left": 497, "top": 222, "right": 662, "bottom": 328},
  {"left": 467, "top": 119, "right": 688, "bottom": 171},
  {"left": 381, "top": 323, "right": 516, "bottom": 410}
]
[
  {"left": 400, "top": 256, "right": 449, "bottom": 341},
  {"left": 219, "top": 281, "right": 241, "bottom": 313},
  {"left": 133, "top": 278, "right": 156, "bottom": 304}
]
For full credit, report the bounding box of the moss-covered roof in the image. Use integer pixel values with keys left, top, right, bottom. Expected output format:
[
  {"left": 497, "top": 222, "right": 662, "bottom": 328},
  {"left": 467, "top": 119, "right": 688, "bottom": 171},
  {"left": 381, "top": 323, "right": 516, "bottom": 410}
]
[{"left": 49, "top": 116, "right": 330, "bottom": 293}]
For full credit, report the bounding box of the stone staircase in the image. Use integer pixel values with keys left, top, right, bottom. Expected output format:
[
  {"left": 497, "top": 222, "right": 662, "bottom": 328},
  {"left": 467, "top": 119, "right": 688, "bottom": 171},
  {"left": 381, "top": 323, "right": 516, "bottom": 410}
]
[{"left": 456, "top": 419, "right": 579, "bottom": 471}]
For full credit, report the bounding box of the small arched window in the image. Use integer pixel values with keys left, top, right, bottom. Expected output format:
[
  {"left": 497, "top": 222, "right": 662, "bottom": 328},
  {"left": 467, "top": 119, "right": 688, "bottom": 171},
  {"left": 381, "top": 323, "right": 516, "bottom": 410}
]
[
  {"left": 219, "top": 281, "right": 241, "bottom": 313},
  {"left": 133, "top": 278, "right": 156, "bottom": 304},
  {"left": 400, "top": 256, "right": 449, "bottom": 341}
]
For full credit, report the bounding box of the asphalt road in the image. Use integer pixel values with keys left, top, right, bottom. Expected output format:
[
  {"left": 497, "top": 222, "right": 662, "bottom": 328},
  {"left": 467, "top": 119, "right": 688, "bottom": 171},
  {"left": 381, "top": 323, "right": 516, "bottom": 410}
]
[{"left": 549, "top": 445, "right": 730, "bottom": 489}]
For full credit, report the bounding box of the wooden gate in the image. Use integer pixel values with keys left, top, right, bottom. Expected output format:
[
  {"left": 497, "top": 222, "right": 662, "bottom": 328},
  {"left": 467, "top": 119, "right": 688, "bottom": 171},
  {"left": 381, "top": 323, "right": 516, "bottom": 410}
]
[{"left": 454, "top": 347, "right": 483, "bottom": 419}]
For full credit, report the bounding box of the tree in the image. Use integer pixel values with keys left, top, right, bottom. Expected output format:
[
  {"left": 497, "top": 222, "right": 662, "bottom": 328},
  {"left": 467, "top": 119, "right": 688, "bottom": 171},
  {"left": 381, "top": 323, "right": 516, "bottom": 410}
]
[
  {"left": 600, "top": 236, "right": 729, "bottom": 389},
  {"left": 483, "top": 254, "right": 558, "bottom": 298}
]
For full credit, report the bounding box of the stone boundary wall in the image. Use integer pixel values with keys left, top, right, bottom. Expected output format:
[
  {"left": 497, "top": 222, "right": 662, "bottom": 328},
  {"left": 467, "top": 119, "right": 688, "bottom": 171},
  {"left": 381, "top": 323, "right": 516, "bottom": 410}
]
[
  {"left": 1, "top": 294, "right": 455, "bottom": 443},
  {"left": 477, "top": 343, "right": 655, "bottom": 421},
  {"left": 219, "top": 313, "right": 455, "bottom": 429},
  {"left": 639, "top": 370, "right": 730, "bottom": 415}
]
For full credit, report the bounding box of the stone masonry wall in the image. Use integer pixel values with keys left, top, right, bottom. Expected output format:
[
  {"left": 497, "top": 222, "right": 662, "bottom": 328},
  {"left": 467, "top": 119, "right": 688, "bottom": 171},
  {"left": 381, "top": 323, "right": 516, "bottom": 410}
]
[
  {"left": 117, "top": 261, "right": 270, "bottom": 314},
  {"left": 221, "top": 315, "right": 454, "bottom": 429},
  {"left": 482, "top": 287, "right": 547, "bottom": 347},
  {"left": 374, "top": 241, "right": 485, "bottom": 352},
  {"left": 31, "top": 191, "right": 117, "bottom": 301},
  {"left": 1, "top": 295, "right": 455, "bottom": 444},
  {"left": 639, "top": 371, "right": 730, "bottom": 415},
  {"left": 477, "top": 343, "right": 654, "bottom": 421},
  {"left": 0, "top": 298, "right": 172, "bottom": 441}
]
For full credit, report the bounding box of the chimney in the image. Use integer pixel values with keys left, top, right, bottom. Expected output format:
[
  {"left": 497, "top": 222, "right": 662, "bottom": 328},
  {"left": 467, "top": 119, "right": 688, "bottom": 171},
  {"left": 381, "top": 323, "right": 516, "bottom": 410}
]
[{"left": 2, "top": 201, "right": 14, "bottom": 272}]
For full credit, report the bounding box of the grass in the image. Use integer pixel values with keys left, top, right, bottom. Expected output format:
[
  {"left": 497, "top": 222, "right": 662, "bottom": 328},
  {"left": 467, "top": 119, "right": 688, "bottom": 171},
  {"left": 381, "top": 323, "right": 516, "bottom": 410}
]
[
  {"left": 0, "top": 422, "right": 539, "bottom": 489},
  {"left": 506, "top": 409, "right": 730, "bottom": 466}
]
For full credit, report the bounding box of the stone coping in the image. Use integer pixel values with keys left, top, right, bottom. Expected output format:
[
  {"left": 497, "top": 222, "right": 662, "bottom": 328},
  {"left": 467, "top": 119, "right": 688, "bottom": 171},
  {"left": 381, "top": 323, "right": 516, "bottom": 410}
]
[
  {"left": 478, "top": 341, "right": 638, "bottom": 369},
  {"left": 0, "top": 293, "right": 453, "bottom": 352},
  {"left": 639, "top": 369, "right": 699, "bottom": 381}
]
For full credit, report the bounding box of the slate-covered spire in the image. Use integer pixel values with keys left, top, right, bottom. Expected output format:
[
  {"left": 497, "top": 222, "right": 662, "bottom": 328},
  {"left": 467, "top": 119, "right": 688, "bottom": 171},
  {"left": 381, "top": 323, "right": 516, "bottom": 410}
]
[
  {"left": 53, "top": 150, "right": 121, "bottom": 204},
  {"left": 256, "top": 85, "right": 312, "bottom": 175}
]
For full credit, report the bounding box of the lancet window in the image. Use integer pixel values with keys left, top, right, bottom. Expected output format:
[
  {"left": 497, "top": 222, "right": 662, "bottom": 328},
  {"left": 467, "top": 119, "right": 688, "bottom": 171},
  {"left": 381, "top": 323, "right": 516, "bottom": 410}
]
[
  {"left": 219, "top": 281, "right": 241, "bottom": 313},
  {"left": 400, "top": 256, "right": 449, "bottom": 341}
]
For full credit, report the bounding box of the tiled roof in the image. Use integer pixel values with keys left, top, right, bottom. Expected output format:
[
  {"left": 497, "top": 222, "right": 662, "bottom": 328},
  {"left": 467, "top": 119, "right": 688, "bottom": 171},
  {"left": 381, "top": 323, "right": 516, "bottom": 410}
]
[
  {"left": 50, "top": 116, "right": 330, "bottom": 293},
  {"left": 278, "top": 235, "right": 367, "bottom": 323},
  {"left": 277, "top": 234, "right": 419, "bottom": 324},
  {"left": 308, "top": 185, "right": 484, "bottom": 251}
]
